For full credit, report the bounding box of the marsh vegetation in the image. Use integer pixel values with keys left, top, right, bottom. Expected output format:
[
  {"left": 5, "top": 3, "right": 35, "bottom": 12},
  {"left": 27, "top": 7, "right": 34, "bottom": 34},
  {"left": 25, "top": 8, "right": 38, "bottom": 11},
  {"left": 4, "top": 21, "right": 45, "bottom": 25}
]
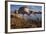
[{"left": 11, "top": 6, "right": 42, "bottom": 29}]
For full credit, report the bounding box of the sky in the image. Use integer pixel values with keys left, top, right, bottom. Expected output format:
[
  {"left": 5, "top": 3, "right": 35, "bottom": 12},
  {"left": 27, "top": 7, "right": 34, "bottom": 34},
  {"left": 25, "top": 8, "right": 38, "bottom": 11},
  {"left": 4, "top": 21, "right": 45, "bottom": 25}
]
[{"left": 10, "top": 5, "right": 42, "bottom": 12}]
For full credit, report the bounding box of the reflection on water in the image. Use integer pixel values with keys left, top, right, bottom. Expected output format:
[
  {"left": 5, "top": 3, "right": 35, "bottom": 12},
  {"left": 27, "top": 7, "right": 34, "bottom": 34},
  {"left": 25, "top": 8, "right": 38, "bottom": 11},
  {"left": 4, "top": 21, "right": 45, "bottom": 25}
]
[
  {"left": 18, "top": 14, "right": 42, "bottom": 21},
  {"left": 11, "top": 13, "right": 42, "bottom": 29},
  {"left": 11, "top": 5, "right": 42, "bottom": 29}
]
